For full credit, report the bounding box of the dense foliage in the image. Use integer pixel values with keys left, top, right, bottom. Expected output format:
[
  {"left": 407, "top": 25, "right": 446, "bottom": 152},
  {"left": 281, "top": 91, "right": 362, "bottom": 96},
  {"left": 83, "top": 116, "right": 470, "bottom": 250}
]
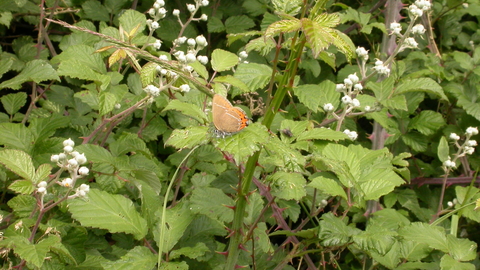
[{"left": 0, "top": 0, "right": 480, "bottom": 269}]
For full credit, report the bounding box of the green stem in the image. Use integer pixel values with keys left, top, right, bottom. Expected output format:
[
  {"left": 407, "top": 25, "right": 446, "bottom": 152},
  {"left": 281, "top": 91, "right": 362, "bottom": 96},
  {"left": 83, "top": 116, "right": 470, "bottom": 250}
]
[
  {"left": 224, "top": 34, "right": 307, "bottom": 269},
  {"left": 157, "top": 145, "right": 199, "bottom": 268}
]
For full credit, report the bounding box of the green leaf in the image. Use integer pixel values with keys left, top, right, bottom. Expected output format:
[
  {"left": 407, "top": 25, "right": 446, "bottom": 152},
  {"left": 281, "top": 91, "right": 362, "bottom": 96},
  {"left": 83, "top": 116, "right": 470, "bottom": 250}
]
[
  {"left": 234, "top": 63, "right": 272, "bottom": 91},
  {"left": 447, "top": 234, "right": 478, "bottom": 261},
  {"left": 225, "top": 15, "right": 255, "bottom": 34},
  {"left": 265, "top": 18, "right": 302, "bottom": 38},
  {"left": 68, "top": 189, "right": 148, "bottom": 240},
  {"left": 169, "top": 242, "right": 209, "bottom": 260},
  {"left": 82, "top": 0, "right": 110, "bottom": 21},
  {"left": 0, "top": 11, "right": 13, "bottom": 27},
  {"left": 74, "top": 90, "right": 99, "bottom": 110},
  {"left": 163, "top": 99, "right": 208, "bottom": 124},
  {"left": 1, "top": 92, "right": 27, "bottom": 115},
  {"left": 440, "top": 254, "right": 475, "bottom": 270},
  {"left": 399, "top": 222, "right": 449, "bottom": 252},
  {"left": 437, "top": 136, "right": 450, "bottom": 162},
  {"left": 190, "top": 187, "right": 234, "bottom": 223},
  {"left": 367, "top": 76, "right": 395, "bottom": 101},
  {"left": 32, "top": 164, "right": 52, "bottom": 185},
  {"left": 214, "top": 75, "right": 250, "bottom": 93},
  {"left": 245, "top": 36, "right": 277, "bottom": 56},
  {"left": 0, "top": 59, "right": 60, "bottom": 90},
  {"left": 294, "top": 81, "right": 339, "bottom": 112},
  {"left": 75, "top": 144, "right": 115, "bottom": 164},
  {"left": 140, "top": 62, "right": 159, "bottom": 87},
  {"left": 118, "top": 9, "right": 146, "bottom": 38},
  {"left": 189, "top": 60, "right": 208, "bottom": 79},
  {"left": 382, "top": 94, "right": 407, "bottom": 111},
  {"left": 268, "top": 172, "right": 306, "bottom": 200},
  {"left": 211, "top": 49, "right": 239, "bottom": 72},
  {"left": 308, "top": 176, "right": 347, "bottom": 200},
  {"left": 8, "top": 180, "right": 35, "bottom": 195},
  {"left": 263, "top": 137, "right": 306, "bottom": 172},
  {"left": 0, "top": 149, "right": 35, "bottom": 181},
  {"left": 297, "top": 128, "right": 349, "bottom": 142},
  {"left": 12, "top": 235, "right": 61, "bottom": 268},
  {"left": 318, "top": 213, "right": 360, "bottom": 246},
  {"left": 207, "top": 16, "right": 225, "bottom": 33},
  {"left": 395, "top": 78, "right": 448, "bottom": 101},
  {"left": 101, "top": 246, "right": 156, "bottom": 269},
  {"left": 99, "top": 91, "right": 117, "bottom": 116},
  {"left": 408, "top": 110, "right": 446, "bottom": 135},
  {"left": 214, "top": 123, "right": 269, "bottom": 163},
  {"left": 165, "top": 126, "right": 210, "bottom": 149},
  {"left": 401, "top": 132, "right": 428, "bottom": 152},
  {"left": 353, "top": 228, "right": 397, "bottom": 255},
  {"left": 6, "top": 195, "right": 36, "bottom": 218}
]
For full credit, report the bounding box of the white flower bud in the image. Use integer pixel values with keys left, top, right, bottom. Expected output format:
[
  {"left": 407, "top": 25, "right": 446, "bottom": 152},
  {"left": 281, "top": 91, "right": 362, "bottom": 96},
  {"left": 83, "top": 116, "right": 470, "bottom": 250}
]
[
  {"left": 173, "top": 9, "right": 180, "bottom": 16},
  {"left": 38, "top": 181, "right": 48, "bottom": 188},
  {"left": 58, "top": 153, "right": 66, "bottom": 160},
  {"left": 156, "top": 0, "right": 165, "bottom": 6},
  {"left": 351, "top": 98, "right": 360, "bottom": 107},
  {"left": 186, "top": 53, "right": 197, "bottom": 63},
  {"left": 68, "top": 158, "right": 78, "bottom": 167},
  {"left": 187, "top": 4, "right": 196, "bottom": 12},
  {"left": 115, "top": 103, "right": 121, "bottom": 109},
  {"left": 201, "top": 0, "right": 209, "bottom": 6},
  {"left": 354, "top": 83, "right": 363, "bottom": 91},
  {"left": 63, "top": 138, "right": 75, "bottom": 147},
  {"left": 63, "top": 145, "right": 73, "bottom": 153},
  {"left": 196, "top": 35, "right": 207, "bottom": 46},
  {"left": 344, "top": 78, "right": 353, "bottom": 87},
  {"left": 323, "top": 103, "right": 334, "bottom": 112},
  {"left": 443, "top": 159, "right": 456, "bottom": 168},
  {"left": 177, "top": 36, "right": 187, "bottom": 44},
  {"left": 404, "top": 37, "right": 418, "bottom": 48},
  {"left": 159, "top": 55, "right": 169, "bottom": 61},
  {"left": 449, "top": 133, "right": 460, "bottom": 141},
  {"left": 75, "top": 153, "right": 87, "bottom": 164},
  {"left": 200, "top": 14, "right": 208, "bottom": 21},
  {"left": 151, "top": 21, "right": 160, "bottom": 30},
  {"left": 336, "top": 84, "right": 346, "bottom": 92},
  {"left": 341, "top": 95, "right": 352, "bottom": 104},
  {"left": 364, "top": 106, "right": 372, "bottom": 112},
  {"left": 51, "top": 154, "right": 59, "bottom": 163},
  {"left": 465, "top": 146, "right": 475, "bottom": 155},
  {"left": 37, "top": 187, "right": 47, "bottom": 194},
  {"left": 466, "top": 127, "right": 479, "bottom": 135},
  {"left": 62, "top": 178, "right": 73, "bottom": 187},
  {"left": 197, "top": 55, "right": 208, "bottom": 65},
  {"left": 412, "top": 24, "right": 426, "bottom": 35},
  {"left": 239, "top": 50, "right": 248, "bottom": 59},
  {"left": 390, "top": 22, "right": 402, "bottom": 35},
  {"left": 467, "top": 140, "right": 477, "bottom": 147},
  {"left": 179, "top": 84, "right": 190, "bottom": 92},
  {"left": 158, "top": 7, "right": 167, "bottom": 15},
  {"left": 187, "top": 38, "right": 196, "bottom": 46},
  {"left": 79, "top": 166, "right": 90, "bottom": 176},
  {"left": 148, "top": 8, "right": 156, "bottom": 17},
  {"left": 348, "top": 74, "right": 359, "bottom": 84}
]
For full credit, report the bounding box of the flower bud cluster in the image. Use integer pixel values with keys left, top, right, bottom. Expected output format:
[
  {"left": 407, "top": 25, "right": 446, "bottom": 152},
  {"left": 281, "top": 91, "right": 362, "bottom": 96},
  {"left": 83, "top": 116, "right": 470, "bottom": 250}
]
[
  {"left": 49, "top": 139, "right": 90, "bottom": 197},
  {"left": 444, "top": 127, "right": 479, "bottom": 171}
]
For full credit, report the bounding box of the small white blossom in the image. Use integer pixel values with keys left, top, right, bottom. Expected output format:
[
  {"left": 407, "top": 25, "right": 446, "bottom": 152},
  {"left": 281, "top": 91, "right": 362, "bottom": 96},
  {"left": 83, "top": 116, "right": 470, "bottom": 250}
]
[
  {"left": 443, "top": 158, "right": 456, "bottom": 168},
  {"left": 179, "top": 84, "right": 190, "bottom": 93},
  {"left": 323, "top": 103, "right": 334, "bottom": 112},
  {"left": 336, "top": 84, "right": 346, "bottom": 92},
  {"left": 450, "top": 133, "right": 460, "bottom": 140},
  {"left": 341, "top": 95, "right": 352, "bottom": 104},
  {"left": 158, "top": 8, "right": 167, "bottom": 18},
  {"left": 447, "top": 201, "right": 454, "bottom": 207},
  {"left": 153, "top": 3, "right": 160, "bottom": 9},
  {"left": 467, "top": 140, "right": 477, "bottom": 147},
  {"left": 187, "top": 4, "right": 196, "bottom": 12},
  {"left": 172, "top": 9, "right": 180, "bottom": 16},
  {"left": 344, "top": 129, "right": 358, "bottom": 140},
  {"left": 354, "top": 83, "right": 363, "bottom": 91},
  {"left": 38, "top": 181, "right": 47, "bottom": 188},
  {"left": 404, "top": 37, "right": 418, "bottom": 48},
  {"left": 201, "top": 0, "right": 209, "bottom": 6},
  {"left": 177, "top": 36, "right": 187, "bottom": 44},
  {"left": 344, "top": 78, "right": 353, "bottom": 87},
  {"left": 63, "top": 138, "right": 75, "bottom": 147},
  {"left": 77, "top": 184, "right": 90, "bottom": 197},
  {"left": 151, "top": 21, "right": 160, "bottom": 30},
  {"left": 51, "top": 154, "right": 59, "bottom": 163},
  {"left": 351, "top": 98, "right": 360, "bottom": 107},
  {"left": 68, "top": 158, "right": 78, "bottom": 167},
  {"left": 160, "top": 69, "right": 168, "bottom": 75},
  {"left": 463, "top": 3, "right": 469, "bottom": 8},
  {"left": 415, "top": 0, "right": 431, "bottom": 10},
  {"left": 71, "top": 151, "right": 79, "bottom": 157},
  {"left": 348, "top": 74, "right": 359, "bottom": 84},
  {"left": 145, "top": 85, "right": 160, "bottom": 96},
  {"left": 153, "top": 39, "right": 162, "bottom": 50},
  {"left": 390, "top": 22, "right": 402, "bottom": 35},
  {"left": 364, "top": 105, "right": 372, "bottom": 112},
  {"left": 239, "top": 50, "right": 248, "bottom": 59},
  {"left": 200, "top": 14, "right": 208, "bottom": 21},
  {"left": 408, "top": 4, "right": 423, "bottom": 18},
  {"left": 115, "top": 103, "right": 121, "bottom": 109},
  {"left": 61, "top": 178, "right": 73, "bottom": 187},
  {"left": 177, "top": 54, "right": 186, "bottom": 62},
  {"left": 159, "top": 55, "right": 169, "bottom": 61},
  {"left": 79, "top": 166, "right": 90, "bottom": 176},
  {"left": 466, "top": 127, "right": 479, "bottom": 135},
  {"left": 63, "top": 145, "right": 73, "bottom": 153},
  {"left": 356, "top": 46, "right": 369, "bottom": 61},
  {"left": 375, "top": 59, "right": 384, "bottom": 66},
  {"left": 184, "top": 65, "right": 193, "bottom": 72},
  {"left": 186, "top": 53, "right": 197, "bottom": 63},
  {"left": 187, "top": 38, "right": 196, "bottom": 46},
  {"left": 197, "top": 55, "right": 208, "bottom": 65},
  {"left": 148, "top": 8, "right": 156, "bottom": 17},
  {"left": 465, "top": 146, "right": 475, "bottom": 155},
  {"left": 196, "top": 35, "right": 207, "bottom": 47},
  {"left": 37, "top": 187, "right": 47, "bottom": 194},
  {"left": 75, "top": 153, "right": 87, "bottom": 165},
  {"left": 412, "top": 24, "right": 426, "bottom": 35},
  {"left": 58, "top": 153, "right": 66, "bottom": 160},
  {"left": 156, "top": 0, "right": 165, "bottom": 6}
]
